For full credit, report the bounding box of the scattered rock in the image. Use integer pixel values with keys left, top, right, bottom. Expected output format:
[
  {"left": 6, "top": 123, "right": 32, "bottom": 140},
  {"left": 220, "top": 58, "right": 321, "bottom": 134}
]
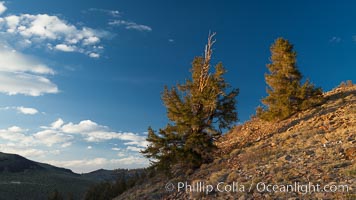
[
  {"left": 345, "top": 147, "right": 356, "bottom": 160},
  {"left": 305, "top": 150, "right": 315, "bottom": 156},
  {"left": 285, "top": 155, "right": 292, "bottom": 161},
  {"left": 333, "top": 162, "right": 351, "bottom": 169}
]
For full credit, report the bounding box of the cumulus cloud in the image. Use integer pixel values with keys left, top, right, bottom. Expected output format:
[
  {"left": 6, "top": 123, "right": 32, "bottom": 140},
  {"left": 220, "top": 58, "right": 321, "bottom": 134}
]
[
  {"left": 51, "top": 118, "right": 65, "bottom": 129},
  {"left": 0, "top": 46, "right": 54, "bottom": 74},
  {"left": 0, "top": 126, "right": 35, "bottom": 146},
  {"left": 61, "top": 142, "right": 72, "bottom": 148},
  {"left": 33, "top": 130, "right": 73, "bottom": 147},
  {"left": 0, "top": 13, "right": 107, "bottom": 57},
  {"left": 0, "top": 124, "right": 73, "bottom": 165},
  {"left": 0, "top": 144, "right": 46, "bottom": 157},
  {"left": 0, "top": 124, "right": 73, "bottom": 148},
  {"left": 39, "top": 119, "right": 150, "bottom": 148},
  {"left": 46, "top": 158, "right": 107, "bottom": 173},
  {"left": 0, "top": 72, "right": 58, "bottom": 96},
  {"left": 61, "top": 120, "right": 104, "bottom": 134},
  {"left": 0, "top": 1, "right": 7, "bottom": 15},
  {"left": 0, "top": 118, "right": 149, "bottom": 172},
  {"left": 0, "top": 106, "right": 39, "bottom": 115},
  {"left": 0, "top": 127, "right": 51, "bottom": 158},
  {"left": 117, "top": 152, "right": 125, "bottom": 157},
  {"left": 55, "top": 44, "right": 76, "bottom": 52},
  {"left": 0, "top": 46, "right": 58, "bottom": 96},
  {"left": 109, "top": 20, "right": 152, "bottom": 32},
  {"left": 15, "top": 106, "right": 38, "bottom": 115},
  {"left": 60, "top": 120, "right": 141, "bottom": 144},
  {"left": 127, "top": 146, "right": 144, "bottom": 152},
  {"left": 89, "top": 52, "right": 100, "bottom": 58},
  {"left": 111, "top": 156, "right": 148, "bottom": 166},
  {"left": 46, "top": 156, "right": 148, "bottom": 173}
]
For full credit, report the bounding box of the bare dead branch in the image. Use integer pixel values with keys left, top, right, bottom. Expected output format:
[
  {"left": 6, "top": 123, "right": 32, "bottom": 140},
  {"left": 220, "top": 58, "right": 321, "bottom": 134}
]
[{"left": 199, "top": 32, "right": 216, "bottom": 92}]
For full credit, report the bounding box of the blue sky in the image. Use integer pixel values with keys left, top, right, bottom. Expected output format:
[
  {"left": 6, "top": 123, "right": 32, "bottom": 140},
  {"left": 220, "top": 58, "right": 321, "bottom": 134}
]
[{"left": 0, "top": 0, "right": 355, "bottom": 173}]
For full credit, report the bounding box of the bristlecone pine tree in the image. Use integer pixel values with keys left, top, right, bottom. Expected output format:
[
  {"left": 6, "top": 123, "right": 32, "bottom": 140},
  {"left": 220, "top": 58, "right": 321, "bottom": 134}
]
[
  {"left": 257, "top": 38, "right": 322, "bottom": 121},
  {"left": 141, "top": 33, "right": 239, "bottom": 173}
]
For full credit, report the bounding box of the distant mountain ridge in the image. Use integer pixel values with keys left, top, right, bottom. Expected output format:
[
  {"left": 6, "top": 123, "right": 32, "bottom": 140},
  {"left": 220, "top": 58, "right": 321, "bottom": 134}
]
[
  {"left": 0, "top": 152, "right": 45, "bottom": 173},
  {"left": 0, "top": 152, "right": 73, "bottom": 174},
  {"left": 0, "top": 152, "right": 139, "bottom": 200}
]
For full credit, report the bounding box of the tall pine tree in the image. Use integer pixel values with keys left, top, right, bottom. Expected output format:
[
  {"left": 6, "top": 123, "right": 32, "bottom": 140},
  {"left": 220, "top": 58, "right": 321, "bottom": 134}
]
[
  {"left": 257, "top": 38, "right": 322, "bottom": 121},
  {"left": 142, "top": 33, "right": 238, "bottom": 173}
]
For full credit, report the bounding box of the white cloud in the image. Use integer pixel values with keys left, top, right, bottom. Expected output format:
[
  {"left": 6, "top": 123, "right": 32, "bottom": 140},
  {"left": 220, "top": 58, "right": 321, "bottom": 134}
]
[
  {"left": 83, "top": 36, "right": 100, "bottom": 45},
  {"left": 46, "top": 158, "right": 108, "bottom": 173},
  {"left": 55, "top": 44, "right": 76, "bottom": 52},
  {"left": 111, "top": 156, "right": 148, "bottom": 166},
  {"left": 0, "top": 13, "right": 107, "bottom": 57},
  {"left": 127, "top": 146, "right": 144, "bottom": 152},
  {"left": 0, "top": 124, "right": 73, "bottom": 148},
  {"left": 87, "top": 8, "right": 120, "bottom": 17},
  {"left": 47, "top": 119, "right": 149, "bottom": 146},
  {"left": 0, "top": 72, "right": 58, "bottom": 96},
  {"left": 15, "top": 106, "right": 38, "bottom": 115},
  {"left": 51, "top": 118, "right": 64, "bottom": 129},
  {"left": 117, "top": 152, "right": 125, "bottom": 157},
  {"left": 52, "top": 158, "right": 107, "bottom": 167},
  {"left": 0, "top": 118, "right": 150, "bottom": 173},
  {"left": 0, "top": 126, "right": 37, "bottom": 147},
  {"left": 121, "top": 134, "right": 149, "bottom": 147},
  {"left": 5, "top": 15, "right": 19, "bottom": 32},
  {"left": 46, "top": 156, "right": 148, "bottom": 173},
  {"left": 0, "top": 46, "right": 58, "bottom": 96},
  {"left": 89, "top": 52, "right": 100, "bottom": 58},
  {"left": 0, "top": 144, "right": 45, "bottom": 158},
  {"left": 0, "top": 106, "right": 39, "bottom": 115},
  {"left": 85, "top": 131, "right": 121, "bottom": 142},
  {"left": 61, "top": 120, "right": 103, "bottom": 133},
  {"left": 109, "top": 20, "right": 152, "bottom": 32},
  {"left": 50, "top": 150, "right": 61, "bottom": 155},
  {"left": 0, "top": 2, "right": 7, "bottom": 15},
  {"left": 61, "top": 142, "right": 72, "bottom": 148},
  {"left": 0, "top": 47, "right": 54, "bottom": 74},
  {"left": 34, "top": 129, "right": 73, "bottom": 147}
]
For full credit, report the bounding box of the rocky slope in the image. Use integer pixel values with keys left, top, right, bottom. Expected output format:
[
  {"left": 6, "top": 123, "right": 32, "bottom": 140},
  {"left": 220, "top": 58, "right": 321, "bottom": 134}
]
[{"left": 116, "top": 84, "right": 355, "bottom": 200}]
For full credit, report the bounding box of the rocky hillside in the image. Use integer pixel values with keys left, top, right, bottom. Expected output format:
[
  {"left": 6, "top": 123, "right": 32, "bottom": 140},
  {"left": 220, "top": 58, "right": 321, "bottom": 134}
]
[{"left": 116, "top": 84, "right": 355, "bottom": 200}]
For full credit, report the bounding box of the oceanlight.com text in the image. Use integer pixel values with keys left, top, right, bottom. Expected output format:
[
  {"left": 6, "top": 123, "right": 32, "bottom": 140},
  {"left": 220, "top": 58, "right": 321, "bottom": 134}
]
[{"left": 165, "top": 181, "right": 350, "bottom": 195}]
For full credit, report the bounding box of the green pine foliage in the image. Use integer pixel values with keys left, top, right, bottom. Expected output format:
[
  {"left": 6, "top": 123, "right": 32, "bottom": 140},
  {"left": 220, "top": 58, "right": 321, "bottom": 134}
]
[
  {"left": 47, "top": 190, "right": 64, "bottom": 200},
  {"left": 84, "top": 182, "right": 115, "bottom": 200},
  {"left": 258, "top": 38, "right": 322, "bottom": 121},
  {"left": 142, "top": 33, "right": 239, "bottom": 173},
  {"left": 84, "top": 171, "right": 144, "bottom": 200}
]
